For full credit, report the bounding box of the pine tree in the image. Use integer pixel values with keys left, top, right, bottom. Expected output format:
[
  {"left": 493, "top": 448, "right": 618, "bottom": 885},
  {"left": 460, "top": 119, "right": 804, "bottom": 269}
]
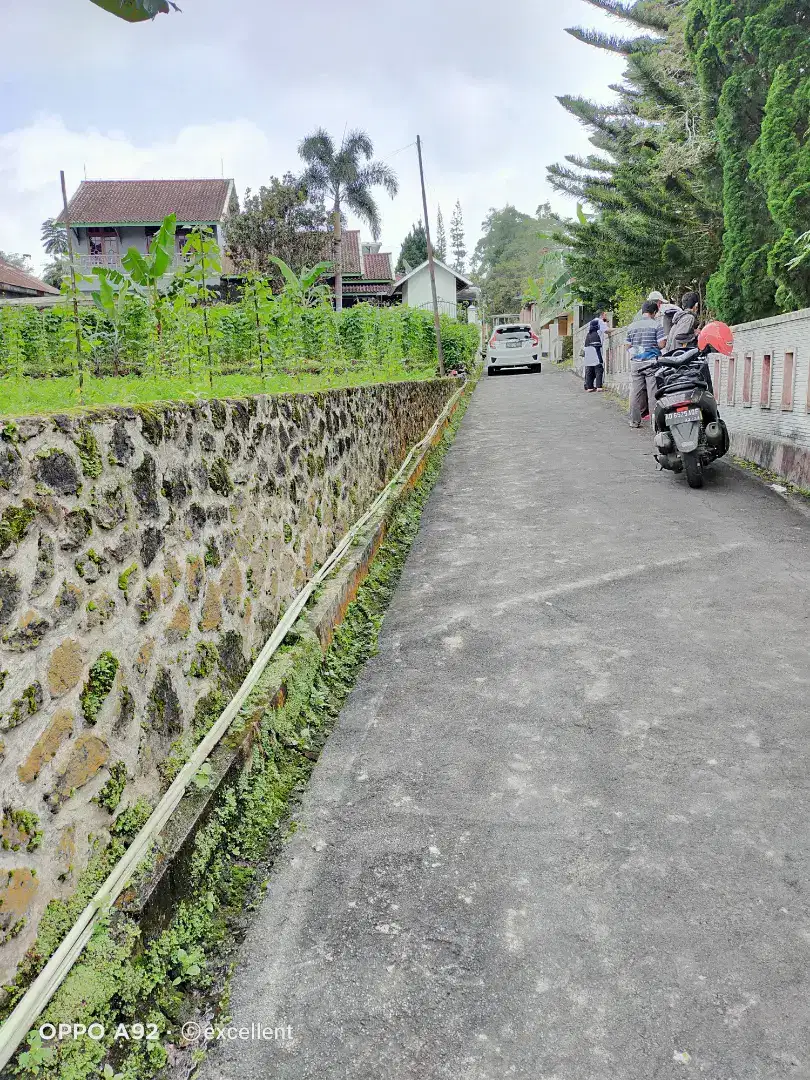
[
  {"left": 548, "top": 0, "right": 724, "bottom": 311},
  {"left": 435, "top": 206, "right": 447, "bottom": 262},
  {"left": 396, "top": 222, "right": 428, "bottom": 275},
  {"left": 450, "top": 201, "right": 466, "bottom": 273}
]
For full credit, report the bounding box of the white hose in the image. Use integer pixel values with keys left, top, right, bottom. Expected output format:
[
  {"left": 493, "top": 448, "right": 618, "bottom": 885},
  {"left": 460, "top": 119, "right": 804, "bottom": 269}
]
[{"left": 0, "top": 380, "right": 466, "bottom": 1071}]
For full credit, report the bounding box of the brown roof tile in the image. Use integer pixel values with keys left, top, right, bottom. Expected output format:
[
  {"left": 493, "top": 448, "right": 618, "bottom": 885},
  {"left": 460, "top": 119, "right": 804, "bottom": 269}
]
[
  {"left": 57, "top": 179, "right": 233, "bottom": 225},
  {"left": 315, "top": 229, "right": 362, "bottom": 275},
  {"left": 362, "top": 252, "right": 392, "bottom": 280},
  {"left": 0, "top": 258, "right": 60, "bottom": 295},
  {"left": 343, "top": 282, "right": 393, "bottom": 295},
  {"left": 340, "top": 230, "right": 361, "bottom": 275}
]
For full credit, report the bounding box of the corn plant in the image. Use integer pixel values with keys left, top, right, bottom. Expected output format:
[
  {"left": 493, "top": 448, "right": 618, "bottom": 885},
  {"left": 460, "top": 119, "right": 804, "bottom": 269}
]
[{"left": 177, "top": 226, "right": 222, "bottom": 387}]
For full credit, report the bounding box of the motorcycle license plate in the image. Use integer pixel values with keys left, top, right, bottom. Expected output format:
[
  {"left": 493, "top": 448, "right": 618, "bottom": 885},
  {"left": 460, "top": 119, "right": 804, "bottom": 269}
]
[{"left": 666, "top": 409, "right": 701, "bottom": 427}]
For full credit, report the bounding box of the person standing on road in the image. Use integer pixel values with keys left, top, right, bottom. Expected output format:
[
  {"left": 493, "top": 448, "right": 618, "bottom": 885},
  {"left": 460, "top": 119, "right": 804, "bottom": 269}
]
[
  {"left": 583, "top": 319, "right": 605, "bottom": 393},
  {"left": 626, "top": 300, "right": 662, "bottom": 427}
]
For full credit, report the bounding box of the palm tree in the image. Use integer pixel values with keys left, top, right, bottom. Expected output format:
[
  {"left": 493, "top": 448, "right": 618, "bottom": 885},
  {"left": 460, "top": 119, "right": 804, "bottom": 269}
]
[
  {"left": 41, "top": 218, "right": 69, "bottom": 257},
  {"left": 298, "top": 129, "right": 398, "bottom": 310}
]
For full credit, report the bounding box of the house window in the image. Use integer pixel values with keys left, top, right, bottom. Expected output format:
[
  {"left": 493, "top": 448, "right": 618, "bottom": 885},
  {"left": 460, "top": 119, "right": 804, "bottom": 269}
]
[
  {"left": 726, "top": 355, "right": 736, "bottom": 405},
  {"left": 88, "top": 229, "right": 119, "bottom": 262},
  {"left": 781, "top": 350, "right": 796, "bottom": 411},
  {"left": 742, "top": 352, "right": 753, "bottom": 406},
  {"left": 713, "top": 357, "right": 721, "bottom": 399},
  {"left": 760, "top": 352, "right": 772, "bottom": 408}
]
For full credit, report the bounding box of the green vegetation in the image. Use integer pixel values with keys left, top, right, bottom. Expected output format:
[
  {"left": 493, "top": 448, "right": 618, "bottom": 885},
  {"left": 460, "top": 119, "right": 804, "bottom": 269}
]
[
  {"left": 80, "top": 652, "right": 119, "bottom": 724},
  {"left": 1, "top": 368, "right": 477, "bottom": 1080},
  {"left": 224, "top": 173, "right": 331, "bottom": 288},
  {"left": 0, "top": 500, "right": 36, "bottom": 556},
  {"left": 117, "top": 563, "right": 138, "bottom": 600},
  {"left": 74, "top": 427, "right": 103, "bottom": 478},
  {"left": 549, "top": 0, "right": 810, "bottom": 323},
  {"left": 435, "top": 206, "right": 447, "bottom": 262},
  {"left": 2, "top": 808, "right": 43, "bottom": 851},
  {"left": 189, "top": 642, "right": 219, "bottom": 679},
  {"left": 0, "top": 313, "right": 474, "bottom": 417},
  {"left": 450, "top": 200, "right": 467, "bottom": 273},
  {"left": 472, "top": 204, "right": 570, "bottom": 318},
  {"left": 396, "top": 222, "right": 429, "bottom": 274},
  {"left": 1, "top": 206, "right": 479, "bottom": 415},
  {"left": 94, "top": 762, "right": 129, "bottom": 814}
]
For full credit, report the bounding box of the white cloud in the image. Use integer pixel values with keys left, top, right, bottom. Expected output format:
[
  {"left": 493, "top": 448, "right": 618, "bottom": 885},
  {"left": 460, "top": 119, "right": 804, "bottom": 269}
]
[
  {"left": 0, "top": 115, "right": 283, "bottom": 272},
  {"left": 0, "top": 0, "right": 629, "bottom": 274}
]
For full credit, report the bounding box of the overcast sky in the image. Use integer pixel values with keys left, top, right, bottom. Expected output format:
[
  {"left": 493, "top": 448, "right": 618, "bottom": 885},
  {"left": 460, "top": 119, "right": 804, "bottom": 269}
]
[{"left": 1, "top": 0, "right": 627, "bottom": 274}]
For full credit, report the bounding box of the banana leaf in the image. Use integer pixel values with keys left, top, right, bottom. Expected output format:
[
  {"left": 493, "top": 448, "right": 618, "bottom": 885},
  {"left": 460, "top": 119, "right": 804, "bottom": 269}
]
[{"left": 89, "top": 0, "right": 179, "bottom": 21}]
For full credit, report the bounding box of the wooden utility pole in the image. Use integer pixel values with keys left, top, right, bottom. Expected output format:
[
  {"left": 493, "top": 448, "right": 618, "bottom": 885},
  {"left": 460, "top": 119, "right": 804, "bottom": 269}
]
[
  {"left": 60, "top": 170, "right": 84, "bottom": 397},
  {"left": 416, "top": 135, "right": 445, "bottom": 377}
]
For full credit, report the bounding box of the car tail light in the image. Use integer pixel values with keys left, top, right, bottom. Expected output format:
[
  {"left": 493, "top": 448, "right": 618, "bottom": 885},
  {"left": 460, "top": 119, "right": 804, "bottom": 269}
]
[
  {"left": 489, "top": 334, "right": 498, "bottom": 348},
  {"left": 530, "top": 331, "right": 539, "bottom": 346}
]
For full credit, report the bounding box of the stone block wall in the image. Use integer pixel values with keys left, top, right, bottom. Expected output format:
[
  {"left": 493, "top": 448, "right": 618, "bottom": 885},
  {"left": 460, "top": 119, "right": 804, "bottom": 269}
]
[
  {"left": 574, "top": 308, "right": 810, "bottom": 487},
  {"left": 0, "top": 379, "right": 456, "bottom": 981}
]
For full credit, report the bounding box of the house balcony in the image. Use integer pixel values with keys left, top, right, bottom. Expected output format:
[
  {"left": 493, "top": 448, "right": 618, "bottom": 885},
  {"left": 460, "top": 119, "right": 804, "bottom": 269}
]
[{"left": 74, "top": 253, "right": 190, "bottom": 275}]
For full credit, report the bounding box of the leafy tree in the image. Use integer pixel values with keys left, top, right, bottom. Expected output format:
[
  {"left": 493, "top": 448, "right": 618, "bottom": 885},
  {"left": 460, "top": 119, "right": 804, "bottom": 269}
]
[
  {"left": 435, "top": 206, "right": 447, "bottom": 262},
  {"left": 471, "top": 204, "right": 566, "bottom": 315},
  {"left": 41, "top": 259, "right": 68, "bottom": 288},
  {"left": 0, "top": 251, "right": 34, "bottom": 273},
  {"left": 225, "top": 175, "right": 329, "bottom": 288},
  {"left": 41, "top": 218, "right": 68, "bottom": 257},
  {"left": 396, "top": 222, "right": 428, "bottom": 274},
  {"left": 450, "top": 200, "right": 467, "bottom": 272},
  {"left": 298, "top": 129, "right": 398, "bottom": 310}
]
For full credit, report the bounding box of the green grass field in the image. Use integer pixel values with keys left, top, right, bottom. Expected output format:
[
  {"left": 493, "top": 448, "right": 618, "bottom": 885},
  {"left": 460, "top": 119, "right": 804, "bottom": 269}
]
[{"left": 0, "top": 366, "right": 437, "bottom": 418}]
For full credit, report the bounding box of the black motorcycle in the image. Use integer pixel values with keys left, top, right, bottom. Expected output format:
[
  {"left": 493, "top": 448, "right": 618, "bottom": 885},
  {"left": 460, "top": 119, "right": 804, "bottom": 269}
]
[{"left": 650, "top": 347, "right": 730, "bottom": 489}]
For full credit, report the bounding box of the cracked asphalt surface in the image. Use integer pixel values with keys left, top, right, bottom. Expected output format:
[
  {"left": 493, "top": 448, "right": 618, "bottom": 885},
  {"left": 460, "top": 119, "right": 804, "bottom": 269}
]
[{"left": 202, "top": 366, "right": 810, "bottom": 1080}]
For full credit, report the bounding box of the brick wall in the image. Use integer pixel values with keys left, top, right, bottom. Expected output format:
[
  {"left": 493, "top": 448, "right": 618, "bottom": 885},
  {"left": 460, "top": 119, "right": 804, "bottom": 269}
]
[{"left": 574, "top": 307, "right": 810, "bottom": 487}]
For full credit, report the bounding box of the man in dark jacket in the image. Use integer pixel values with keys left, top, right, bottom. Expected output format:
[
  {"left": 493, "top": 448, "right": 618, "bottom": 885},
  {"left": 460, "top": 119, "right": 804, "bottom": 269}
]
[{"left": 661, "top": 292, "right": 700, "bottom": 355}]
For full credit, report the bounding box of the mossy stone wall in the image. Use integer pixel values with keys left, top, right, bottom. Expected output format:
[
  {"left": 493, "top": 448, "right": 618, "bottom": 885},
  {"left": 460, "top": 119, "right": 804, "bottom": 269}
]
[{"left": 0, "top": 378, "right": 457, "bottom": 982}]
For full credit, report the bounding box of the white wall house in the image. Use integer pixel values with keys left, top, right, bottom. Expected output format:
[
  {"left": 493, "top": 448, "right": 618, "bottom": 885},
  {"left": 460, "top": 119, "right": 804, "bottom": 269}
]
[
  {"left": 392, "top": 259, "right": 479, "bottom": 320},
  {"left": 57, "top": 179, "right": 236, "bottom": 292}
]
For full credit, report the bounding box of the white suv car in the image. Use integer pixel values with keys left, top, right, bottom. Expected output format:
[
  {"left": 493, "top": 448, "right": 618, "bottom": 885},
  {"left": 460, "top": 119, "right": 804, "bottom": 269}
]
[{"left": 486, "top": 321, "right": 541, "bottom": 376}]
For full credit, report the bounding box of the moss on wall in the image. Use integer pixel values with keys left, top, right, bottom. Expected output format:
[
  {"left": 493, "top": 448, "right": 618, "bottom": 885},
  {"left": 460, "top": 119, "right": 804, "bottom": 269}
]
[{"left": 0, "top": 375, "right": 474, "bottom": 1080}]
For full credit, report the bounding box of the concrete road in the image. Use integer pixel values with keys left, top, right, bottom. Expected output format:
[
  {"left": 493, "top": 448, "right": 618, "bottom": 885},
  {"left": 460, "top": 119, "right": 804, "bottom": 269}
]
[{"left": 202, "top": 367, "right": 810, "bottom": 1080}]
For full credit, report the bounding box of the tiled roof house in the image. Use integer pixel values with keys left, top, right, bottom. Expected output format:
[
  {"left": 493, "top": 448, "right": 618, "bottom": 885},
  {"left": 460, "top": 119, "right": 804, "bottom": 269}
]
[
  {"left": 316, "top": 231, "right": 395, "bottom": 304},
  {"left": 0, "top": 258, "right": 60, "bottom": 299},
  {"left": 56, "top": 178, "right": 236, "bottom": 291}
]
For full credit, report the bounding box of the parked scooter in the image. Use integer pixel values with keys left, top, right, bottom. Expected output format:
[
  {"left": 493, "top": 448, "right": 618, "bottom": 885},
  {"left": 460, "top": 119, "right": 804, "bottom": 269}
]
[{"left": 651, "top": 321, "right": 733, "bottom": 489}]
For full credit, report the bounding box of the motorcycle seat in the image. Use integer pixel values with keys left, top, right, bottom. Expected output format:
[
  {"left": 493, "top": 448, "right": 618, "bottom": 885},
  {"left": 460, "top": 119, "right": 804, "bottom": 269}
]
[{"left": 658, "top": 347, "right": 700, "bottom": 368}]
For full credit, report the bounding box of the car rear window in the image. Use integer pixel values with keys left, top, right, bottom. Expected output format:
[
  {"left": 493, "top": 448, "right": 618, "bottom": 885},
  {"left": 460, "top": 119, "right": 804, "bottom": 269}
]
[{"left": 497, "top": 326, "right": 531, "bottom": 335}]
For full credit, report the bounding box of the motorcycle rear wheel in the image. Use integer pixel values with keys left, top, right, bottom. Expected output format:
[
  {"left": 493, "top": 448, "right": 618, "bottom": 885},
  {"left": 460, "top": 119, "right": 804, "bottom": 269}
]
[{"left": 682, "top": 449, "right": 704, "bottom": 489}]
